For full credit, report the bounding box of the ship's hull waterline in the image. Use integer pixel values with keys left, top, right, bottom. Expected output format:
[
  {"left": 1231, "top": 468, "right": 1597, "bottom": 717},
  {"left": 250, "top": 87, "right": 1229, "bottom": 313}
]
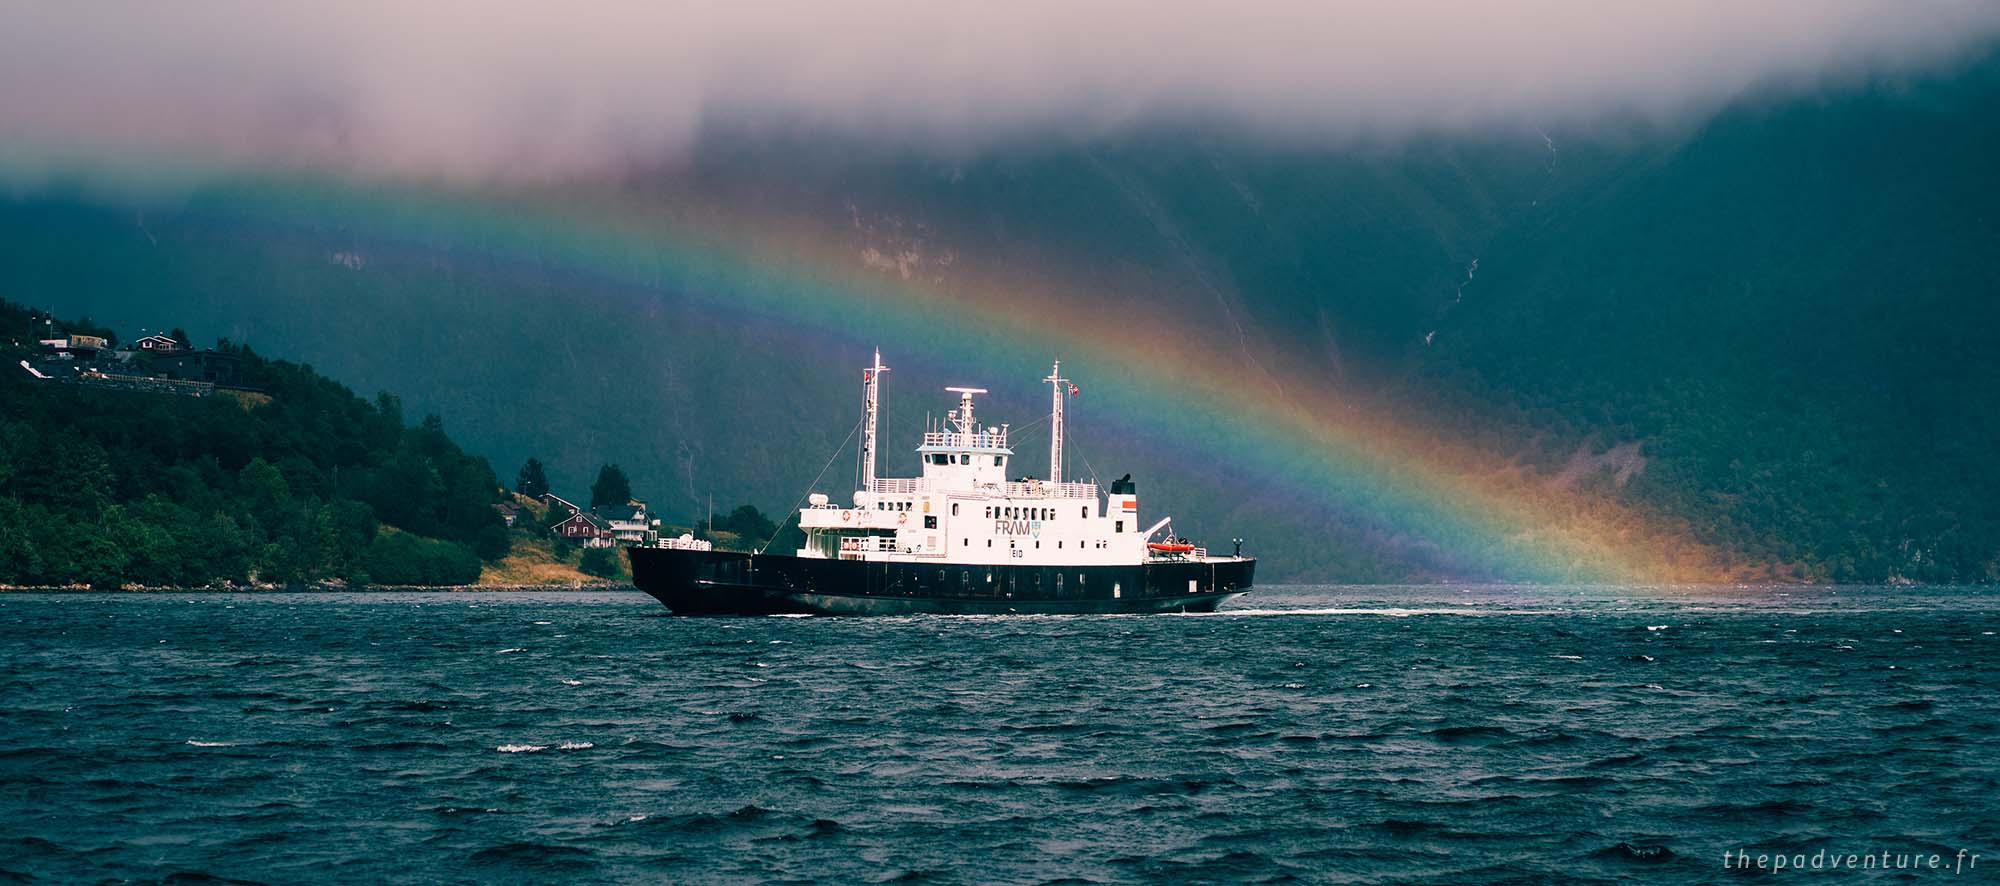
[{"left": 629, "top": 547, "right": 1254, "bottom": 616}]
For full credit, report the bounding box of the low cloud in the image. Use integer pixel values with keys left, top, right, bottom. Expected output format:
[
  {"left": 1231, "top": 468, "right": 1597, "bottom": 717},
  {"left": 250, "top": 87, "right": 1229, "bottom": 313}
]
[{"left": 3, "top": 1, "right": 1997, "bottom": 181}]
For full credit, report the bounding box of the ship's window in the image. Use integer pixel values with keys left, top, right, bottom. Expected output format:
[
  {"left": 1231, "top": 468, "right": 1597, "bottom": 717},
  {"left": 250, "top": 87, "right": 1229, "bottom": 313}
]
[
  {"left": 1034, "top": 541, "right": 1040, "bottom": 549},
  {"left": 959, "top": 454, "right": 971, "bottom": 465},
  {"left": 951, "top": 503, "right": 959, "bottom": 516},
  {"left": 1081, "top": 507, "right": 1088, "bottom": 519},
  {"left": 986, "top": 539, "right": 992, "bottom": 547},
  {"left": 993, "top": 456, "right": 1003, "bottom": 466},
  {"left": 1115, "top": 520, "right": 1124, "bottom": 533},
  {"left": 924, "top": 515, "right": 937, "bottom": 529},
  {"left": 1057, "top": 541, "right": 1062, "bottom": 548},
  {"left": 962, "top": 538, "right": 968, "bottom": 546}
]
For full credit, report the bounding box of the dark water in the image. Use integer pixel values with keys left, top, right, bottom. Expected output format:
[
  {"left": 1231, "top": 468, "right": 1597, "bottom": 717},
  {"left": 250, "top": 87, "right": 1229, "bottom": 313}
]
[{"left": 2, "top": 586, "right": 1996, "bottom": 884}]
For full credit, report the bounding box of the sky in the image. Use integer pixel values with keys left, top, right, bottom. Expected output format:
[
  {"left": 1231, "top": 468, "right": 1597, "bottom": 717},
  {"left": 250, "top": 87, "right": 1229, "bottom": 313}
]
[{"left": 4, "top": 1, "right": 1999, "bottom": 182}]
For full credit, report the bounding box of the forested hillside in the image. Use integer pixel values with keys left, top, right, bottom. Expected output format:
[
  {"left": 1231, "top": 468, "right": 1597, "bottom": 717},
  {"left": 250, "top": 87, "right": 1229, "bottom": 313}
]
[{"left": 0, "top": 300, "right": 508, "bottom": 587}]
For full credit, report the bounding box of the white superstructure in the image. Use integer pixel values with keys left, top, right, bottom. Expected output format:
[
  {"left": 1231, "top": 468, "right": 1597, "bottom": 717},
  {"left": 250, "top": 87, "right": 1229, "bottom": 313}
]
[{"left": 797, "top": 353, "right": 1204, "bottom": 565}]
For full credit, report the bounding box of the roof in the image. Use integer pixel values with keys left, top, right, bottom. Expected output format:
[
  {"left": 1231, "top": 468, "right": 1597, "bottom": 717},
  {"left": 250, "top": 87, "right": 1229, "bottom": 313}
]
[
  {"left": 556, "top": 512, "right": 611, "bottom": 531},
  {"left": 593, "top": 503, "right": 647, "bottom": 521}
]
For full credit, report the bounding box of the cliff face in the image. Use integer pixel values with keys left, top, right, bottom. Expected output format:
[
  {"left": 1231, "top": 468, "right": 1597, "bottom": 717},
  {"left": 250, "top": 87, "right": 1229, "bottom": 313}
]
[{"left": 5, "top": 55, "right": 1997, "bottom": 582}]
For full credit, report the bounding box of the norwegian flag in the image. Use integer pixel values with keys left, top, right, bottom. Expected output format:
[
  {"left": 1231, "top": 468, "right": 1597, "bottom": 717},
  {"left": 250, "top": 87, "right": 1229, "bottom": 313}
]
[
  {"left": 1067, "top": 383, "right": 1080, "bottom": 397},
  {"left": 863, "top": 370, "right": 872, "bottom": 382}
]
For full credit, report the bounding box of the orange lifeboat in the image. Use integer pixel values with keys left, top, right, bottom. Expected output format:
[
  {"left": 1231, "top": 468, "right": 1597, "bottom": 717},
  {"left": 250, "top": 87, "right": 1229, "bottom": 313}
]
[{"left": 1148, "top": 542, "right": 1195, "bottom": 553}]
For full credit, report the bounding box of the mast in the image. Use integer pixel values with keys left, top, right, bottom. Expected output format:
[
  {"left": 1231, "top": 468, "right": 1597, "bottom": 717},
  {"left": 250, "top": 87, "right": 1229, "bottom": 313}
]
[
  {"left": 1044, "top": 361, "right": 1066, "bottom": 482},
  {"left": 945, "top": 386, "right": 985, "bottom": 437},
  {"left": 860, "top": 349, "right": 888, "bottom": 489}
]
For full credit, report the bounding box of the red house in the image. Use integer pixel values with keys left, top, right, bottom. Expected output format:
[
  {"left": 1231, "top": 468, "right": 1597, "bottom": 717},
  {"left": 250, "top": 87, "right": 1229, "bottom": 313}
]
[{"left": 552, "top": 512, "right": 614, "bottom": 548}]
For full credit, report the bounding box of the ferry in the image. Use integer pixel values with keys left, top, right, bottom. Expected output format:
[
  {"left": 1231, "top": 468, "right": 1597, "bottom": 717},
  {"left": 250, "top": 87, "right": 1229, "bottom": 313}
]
[{"left": 628, "top": 352, "right": 1254, "bottom": 615}]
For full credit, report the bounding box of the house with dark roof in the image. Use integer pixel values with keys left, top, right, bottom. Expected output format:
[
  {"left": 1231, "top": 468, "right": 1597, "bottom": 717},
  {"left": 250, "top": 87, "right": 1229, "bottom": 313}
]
[
  {"left": 597, "top": 500, "right": 660, "bottom": 547},
  {"left": 133, "top": 334, "right": 183, "bottom": 354},
  {"left": 552, "top": 511, "right": 614, "bottom": 548}
]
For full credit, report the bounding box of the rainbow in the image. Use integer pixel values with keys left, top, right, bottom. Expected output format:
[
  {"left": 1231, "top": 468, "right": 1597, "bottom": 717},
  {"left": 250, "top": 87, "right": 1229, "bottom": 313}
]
[{"left": 192, "top": 173, "right": 1732, "bottom": 583}]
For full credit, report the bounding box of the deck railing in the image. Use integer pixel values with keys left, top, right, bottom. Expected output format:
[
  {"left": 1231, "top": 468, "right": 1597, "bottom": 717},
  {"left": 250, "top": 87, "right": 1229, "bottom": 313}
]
[
  {"left": 865, "top": 478, "right": 1097, "bottom": 500},
  {"left": 920, "top": 430, "right": 1009, "bottom": 450}
]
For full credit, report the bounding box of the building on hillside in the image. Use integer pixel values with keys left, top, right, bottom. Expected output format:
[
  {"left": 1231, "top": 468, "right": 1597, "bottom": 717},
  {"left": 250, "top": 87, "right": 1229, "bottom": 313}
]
[
  {"left": 552, "top": 511, "right": 614, "bottom": 548},
  {"left": 598, "top": 500, "right": 661, "bottom": 547},
  {"left": 492, "top": 502, "right": 523, "bottom": 527},
  {"left": 39, "top": 335, "right": 107, "bottom": 360},
  {"left": 541, "top": 493, "right": 582, "bottom": 518},
  {"left": 133, "top": 334, "right": 183, "bottom": 354},
  {"left": 157, "top": 350, "right": 241, "bottom": 386}
]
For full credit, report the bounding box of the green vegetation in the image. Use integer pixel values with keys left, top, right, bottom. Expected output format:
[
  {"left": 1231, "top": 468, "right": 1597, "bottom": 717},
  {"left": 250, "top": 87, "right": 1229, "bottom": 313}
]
[
  {"left": 577, "top": 547, "right": 619, "bottom": 579},
  {"left": 589, "top": 463, "right": 631, "bottom": 510},
  {"left": 514, "top": 457, "right": 549, "bottom": 498},
  {"left": 0, "top": 300, "right": 506, "bottom": 587}
]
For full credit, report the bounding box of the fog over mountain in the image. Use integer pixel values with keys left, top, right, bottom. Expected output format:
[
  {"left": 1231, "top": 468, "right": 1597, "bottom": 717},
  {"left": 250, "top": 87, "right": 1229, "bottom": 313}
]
[{"left": 4, "top": 2, "right": 1999, "bottom": 181}]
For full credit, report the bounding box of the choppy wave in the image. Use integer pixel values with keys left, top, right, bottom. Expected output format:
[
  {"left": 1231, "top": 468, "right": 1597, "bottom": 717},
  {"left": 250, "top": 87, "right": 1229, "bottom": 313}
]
[{"left": 1, "top": 585, "right": 1994, "bottom": 883}]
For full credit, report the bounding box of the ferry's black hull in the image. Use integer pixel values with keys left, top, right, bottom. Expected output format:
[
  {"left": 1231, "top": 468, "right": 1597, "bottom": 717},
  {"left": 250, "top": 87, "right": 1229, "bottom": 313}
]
[{"left": 628, "top": 547, "right": 1253, "bottom": 616}]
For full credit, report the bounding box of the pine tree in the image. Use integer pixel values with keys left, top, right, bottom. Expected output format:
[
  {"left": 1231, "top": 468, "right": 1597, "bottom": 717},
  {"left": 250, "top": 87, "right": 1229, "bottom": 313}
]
[
  {"left": 515, "top": 457, "right": 549, "bottom": 498},
  {"left": 589, "top": 464, "right": 631, "bottom": 510}
]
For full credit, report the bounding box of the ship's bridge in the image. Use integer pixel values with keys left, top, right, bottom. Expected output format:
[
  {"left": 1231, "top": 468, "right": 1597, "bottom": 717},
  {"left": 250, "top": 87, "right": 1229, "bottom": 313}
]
[{"left": 914, "top": 387, "right": 1014, "bottom": 489}]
